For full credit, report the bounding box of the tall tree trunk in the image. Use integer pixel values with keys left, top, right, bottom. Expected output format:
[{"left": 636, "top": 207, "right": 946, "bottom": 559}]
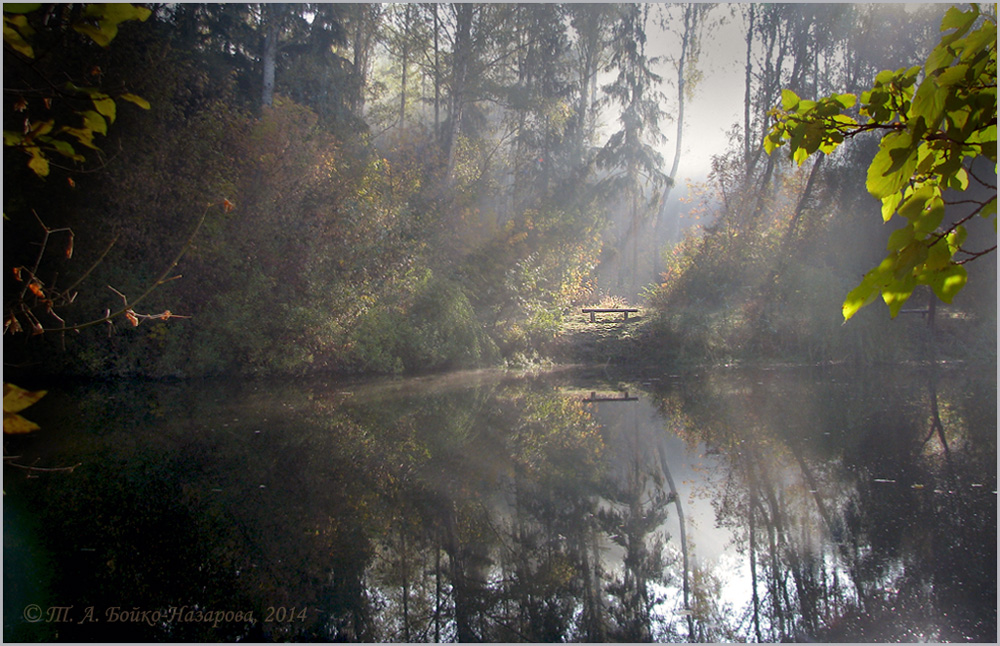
[
  {"left": 261, "top": 3, "right": 283, "bottom": 107},
  {"left": 350, "top": 5, "right": 380, "bottom": 115},
  {"left": 433, "top": 3, "right": 441, "bottom": 141},
  {"left": 749, "top": 486, "right": 762, "bottom": 642},
  {"left": 399, "top": 4, "right": 410, "bottom": 127},
  {"left": 655, "top": 4, "right": 698, "bottom": 275},
  {"left": 445, "top": 3, "right": 473, "bottom": 183},
  {"left": 743, "top": 5, "right": 755, "bottom": 175},
  {"left": 656, "top": 441, "right": 693, "bottom": 638}
]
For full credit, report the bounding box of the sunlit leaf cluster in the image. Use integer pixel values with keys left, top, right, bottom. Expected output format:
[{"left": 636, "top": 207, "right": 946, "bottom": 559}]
[
  {"left": 3, "top": 3, "right": 151, "bottom": 177},
  {"left": 765, "top": 4, "right": 996, "bottom": 320}
]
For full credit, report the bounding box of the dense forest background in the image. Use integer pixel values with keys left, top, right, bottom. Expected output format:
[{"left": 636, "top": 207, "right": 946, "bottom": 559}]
[{"left": 4, "top": 3, "right": 996, "bottom": 378}]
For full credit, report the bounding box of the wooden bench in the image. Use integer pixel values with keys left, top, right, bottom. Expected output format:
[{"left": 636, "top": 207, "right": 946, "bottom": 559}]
[
  {"left": 581, "top": 307, "right": 639, "bottom": 322},
  {"left": 583, "top": 390, "right": 639, "bottom": 403}
]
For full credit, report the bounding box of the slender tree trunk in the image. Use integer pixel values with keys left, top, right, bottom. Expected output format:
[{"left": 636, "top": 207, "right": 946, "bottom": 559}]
[
  {"left": 749, "top": 487, "right": 762, "bottom": 642},
  {"left": 743, "top": 5, "right": 755, "bottom": 174},
  {"left": 400, "top": 523, "right": 410, "bottom": 641},
  {"left": 399, "top": 4, "right": 410, "bottom": 127},
  {"left": 261, "top": 3, "right": 282, "bottom": 107},
  {"left": 446, "top": 3, "right": 473, "bottom": 183},
  {"left": 433, "top": 3, "right": 441, "bottom": 141},
  {"left": 655, "top": 4, "right": 697, "bottom": 276},
  {"left": 657, "top": 441, "right": 693, "bottom": 638}
]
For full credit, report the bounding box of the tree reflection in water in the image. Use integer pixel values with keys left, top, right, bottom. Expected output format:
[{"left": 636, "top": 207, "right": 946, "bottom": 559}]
[{"left": 3, "top": 366, "right": 995, "bottom": 642}]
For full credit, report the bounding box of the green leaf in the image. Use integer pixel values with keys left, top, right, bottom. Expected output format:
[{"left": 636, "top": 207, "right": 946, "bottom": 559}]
[
  {"left": 79, "top": 110, "right": 107, "bottom": 136},
  {"left": 842, "top": 279, "right": 879, "bottom": 322},
  {"left": 3, "top": 383, "right": 47, "bottom": 434},
  {"left": 897, "top": 184, "right": 934, "bottom": 220},
  {"left": 22, "top": 119, "right": 54, "bottom": 144},
  {"left": 843, "top": 257, "right": 895, "bottom": 321},
  {"left": 912, "top": 197, "right": 944, "bottom": 235},
  {"left": 928, "top": 264, "right": 967, "bottom": 303},
  {"left": 925, "top": 236, "right": 953, "bottom": 271},
  {"left": 25, "top": 146, "right": 49, "bottom": 177},
  {"left": 867, "top": 131, "right": 917, "bottom": 199},
  {"left": 797, "top": 99, "right": 817, "bottom": 113},
  {"left": 92, "top": 96, "right": 116, "bottom": 123},
  {"left": 2, "top": 4, "right": 42, "bottom": 14},
  {"left": 894, "top": 242, "right": 928, "bottom": 280},
  {"left": 3, "top": 15, "right": 34, "bottom": 57},
  {"left": 43, "top": 138, "right": 85, "bottom": 161},
  {"left": 72, "top": 22, "right": 112, "bottom": 47},
  {"left": 935, "top": 63, "right": 970, "bottom": 87},
  {"left": 946, "top": 167, "right": 969, "bottom": 191},
  {"left": 874, "top": 69, "right": 895, "bottom": 86},
  {"left": 981, "top": 197, "right": 997, "bottom": 219},
  {"left": 61, "top": 127, "right": 99, "bottom": 150},
  {"left": 781, "top": 89, "right": 800, "bottom": 111},
  {"left": 887, "top": 224, "right": 915, "bottom": 251},
  {"left": 882, "top": 274, "right": 917, "bottom": 318},
  {"left": 119, "top": 93, "right": 150, "bottom": 110},
  {"left": 911, "top": 78, "right": 946, "bottom": 128},
  {"left": 940, "top": 6, "right": 977, "bottom": 32},
  {"left": 3, "top": 130, "right": 24, "bottom": 146},
  {"left": 763, "top": 131, "right": 780, "bottom": 155},
  {"left": 832, "top": 93, "right": 857, "bottom": 109},
  {"left": 880, "top": 192, "right": 903, "bottom": 223},
  {"left": 73, "top": 3, "right": 152, "bottom": 47},
  {"left": 947, "top": 226, "right": 967, "bottom": 255}
]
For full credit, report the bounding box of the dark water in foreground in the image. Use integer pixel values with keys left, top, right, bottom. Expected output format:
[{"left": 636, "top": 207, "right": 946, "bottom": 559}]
[{"left": 3, "top": 364, "right": 996, "bottom": 642}]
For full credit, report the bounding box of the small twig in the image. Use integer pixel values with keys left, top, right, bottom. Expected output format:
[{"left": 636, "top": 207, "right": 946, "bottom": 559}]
[
  {"left": 3, "top": 455, "right": 82, "bottom": 474},
  {"left": 59, "top": 232, "right": 119, "bottom": 297},
  {"left": 967, "top": 166, "right": 997, "bottom": 191},
  {"left": 955, "top": 245, "right": 998, "bottom": 264},
  {"left": 43, "top": 202, "right": 218, "bottom": 333}
]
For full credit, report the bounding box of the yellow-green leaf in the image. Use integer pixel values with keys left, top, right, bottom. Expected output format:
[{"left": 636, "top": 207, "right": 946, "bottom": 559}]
[
  {"left": 882, "top": 275, "right": 917, "bottom": 318},
  {"left": 80, "top": 110, "right": 107, "bottom": 135},
  {"left": 867, "top": 131, "right": 917, "bottom": 199},
  {"left": 898, "top": 184, "right": 934, "bottom": 220},
  {"left": 880, "top": 192, "right": 903, "bottom": 223},
  {"left": 119, "top": 93, "right": 150, "bottom": 110},
  {"left": 44, "top": 138, "right": 85, "bottom": 161},
  {"left": 886, "top": 224, "right": 915, "bottom": 251},
  {"left": 61, "top": 127, "right": 98, "bottom": 149},
  {"left": 924, "top": 236, "right": 953, "bottom": 271},
  {"left": 4, "top": 412, "right": 40, "bottom": 434},
  {"left": 3, "top": 383, "right": 47, "bottom": 414},
  {"left": 3, "top": 130, "right": 24, "bottom": 146},
  {"left": 928, "top": 264, "right": 967, "bottom": 303},
  {"left": 3, "top": 4, "right": 42, "bottom": 14},
  {"left": 25, "top": 146, "right": 49, "bottom": 176},
  {"left": 842, "top": 281, "right": 878, "bottom": 321},
  {"left": 781, "top": 89, "right": 800, "bottom": 111},
  {"left": 3, "top": 15, "right": 34, "bottom": 57},
  {"left": 92, "top": 96, "right": 116, "bottom": 123}
]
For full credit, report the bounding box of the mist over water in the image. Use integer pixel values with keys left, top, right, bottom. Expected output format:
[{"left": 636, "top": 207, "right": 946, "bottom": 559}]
[{"left": 5, "top": 365, "right": 995, "bottom": 641}]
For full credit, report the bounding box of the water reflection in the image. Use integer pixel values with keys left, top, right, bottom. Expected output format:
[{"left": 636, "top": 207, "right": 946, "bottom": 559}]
[{"left": 4, "top": 365, "right": 995, "bottom": 642}]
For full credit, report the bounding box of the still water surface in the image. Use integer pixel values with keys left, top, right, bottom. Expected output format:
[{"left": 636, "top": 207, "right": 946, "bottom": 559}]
[{"left": 4, "top": 365, "right": 996, "bottom": 642}]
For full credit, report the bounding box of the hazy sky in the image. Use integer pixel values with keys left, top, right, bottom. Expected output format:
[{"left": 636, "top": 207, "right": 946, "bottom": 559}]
[{"left": 645, "top": 6, "right": 747, "bottom": 181}]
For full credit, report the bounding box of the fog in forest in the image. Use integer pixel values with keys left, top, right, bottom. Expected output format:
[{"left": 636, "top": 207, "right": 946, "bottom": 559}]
[{"left": 3, "top": 3, "right": 996, "bottom": 643}]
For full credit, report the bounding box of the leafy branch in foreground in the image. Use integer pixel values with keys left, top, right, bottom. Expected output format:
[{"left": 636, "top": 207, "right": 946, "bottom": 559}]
[
  {"left": 764, "top": 4, "right": 996, "bottom": 321},
  {"left": 3, "top": 3, "right": 152, "bottom": 178}
]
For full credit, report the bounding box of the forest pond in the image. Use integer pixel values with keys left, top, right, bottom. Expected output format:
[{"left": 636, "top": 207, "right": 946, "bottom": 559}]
[{"left": 4, "top": 364, "right": 996, "bottom": 642}]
